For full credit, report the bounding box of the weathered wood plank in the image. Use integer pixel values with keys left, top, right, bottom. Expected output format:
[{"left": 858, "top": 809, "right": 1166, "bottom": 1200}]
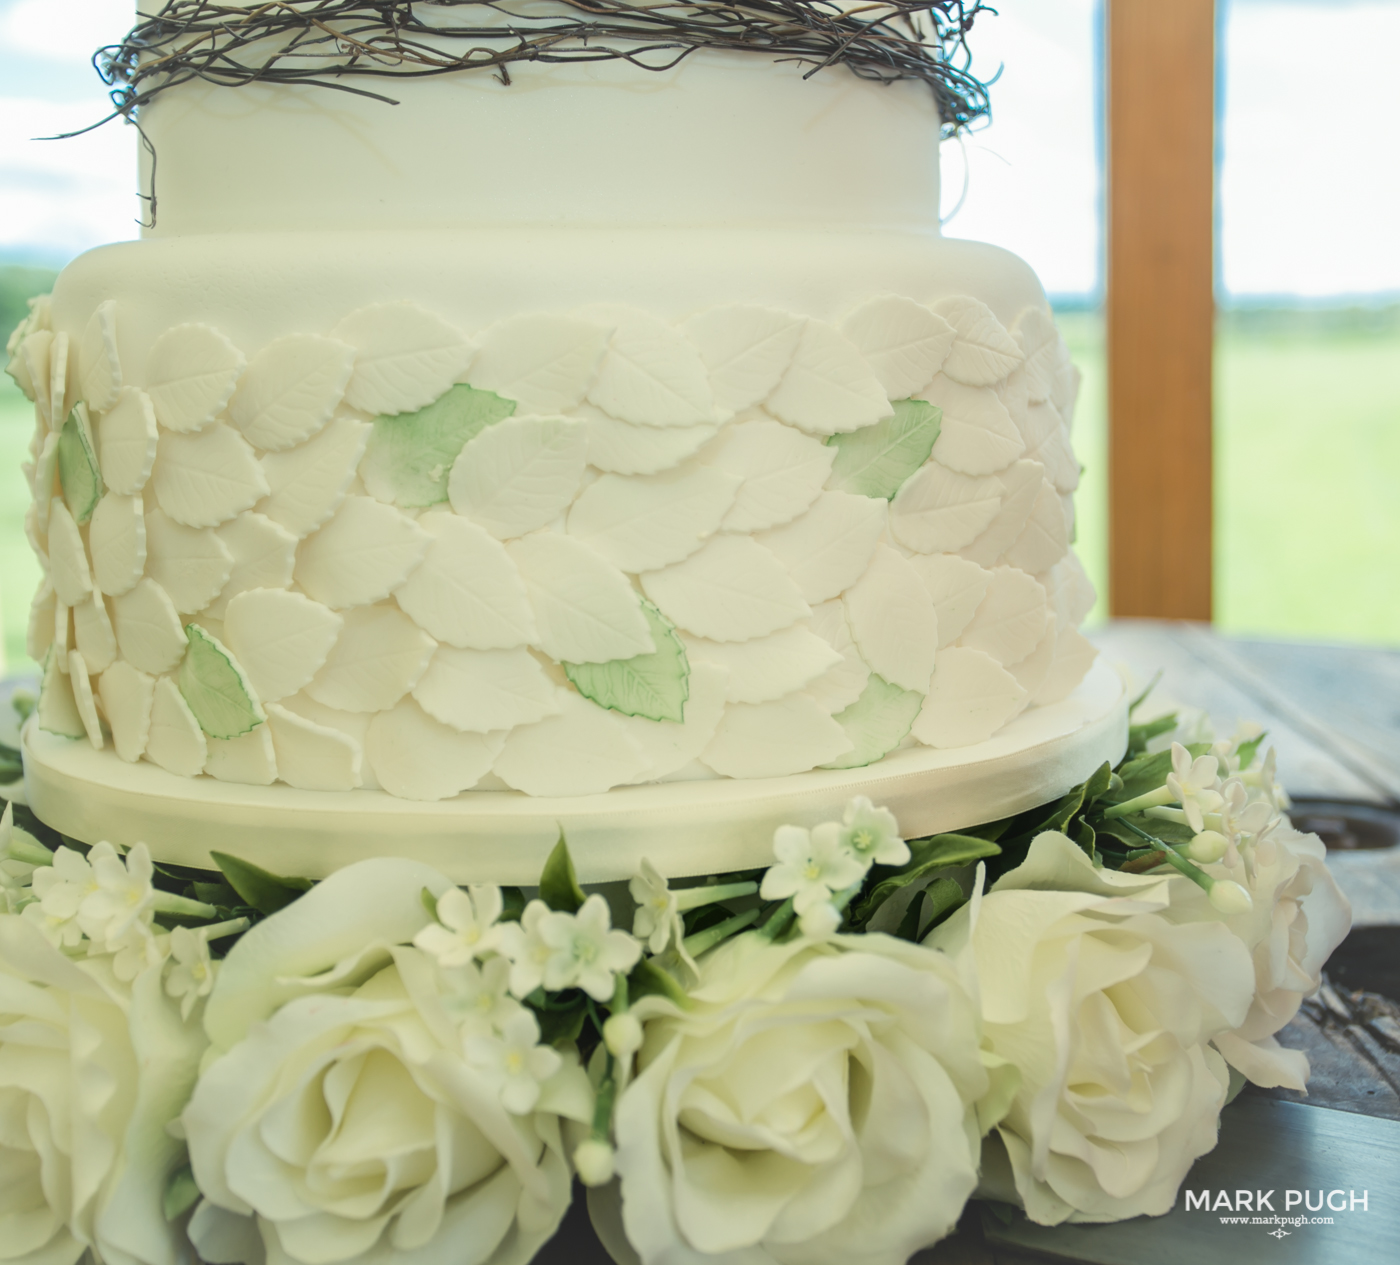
[{"left": 1106, "top": 0, "right": 1216, "bottom": 619}]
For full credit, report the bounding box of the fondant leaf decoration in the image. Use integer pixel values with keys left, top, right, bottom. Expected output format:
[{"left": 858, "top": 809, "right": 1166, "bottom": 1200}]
[
  {"left": 96, "top": 659, "right": 155, "bottom": 763},
  {"left": 73, "top": 593, "right": 117, "bottom": 673},
  {"left": 448, "top": 415, "right": 588, "bottom": 540},
  {"left": 144, "top": 323, "right": 245, "bottom": 433},
  {"left": 208, "top": 511, "right": 298, "bottom": 619},
  {"left": 153, "top": 423, "right": 270, "bottom": 528},
  {"left": 912, "top": 646, "right": 1028, "bottom": 749},
  {"left": 1034, "top": 624, "right": 1098, "bottom": 706},
  {"left": 587, "top": 316, "right": 715, "bottom": 427},
  {"left": 958, "top": 565, "right": 1049, "bottom": 668},
  {"left": 932, "top": 296, "right": 1025, "bottom": 387},
  {"left": 223, "top": 588, "right": 344, "bottom": 704},
  {"left": 68, "top": 649, "right": 104, "bottom": 746},
  {"left": 681, "top": 305, "right": 805, "bottom": 413},
  {"left": 705, "top": 419, "right": 834, "bottom": 533},
  {"left": 26, "top": 580, "right": 55, "bottom": 664},
  {"left": 413, "top": 644, "right": 559, "bottom": 733},
  {"left": 360, "top": 384, "right": 515, "bottom": 508},
  {"left": 767, "top": 319, "right": 892, "bottom": 436},
  {"left": 294, "top": 495, "right": 430, "bottom": 610},
  {"left": 365, "top": 698, "right": 505, "bottom": 801},
  {"left": 700, "top": 693, "right": 853, "bottom": 779},
  {"left": 205, "top": 726, "right": 278, "bottom": 786},
  {"left": 79, "top": 299, "right": 122, "bottom": 412},
  {"left": 1004, "top": 480, "right": 1070, "bottom": 574},
  {"left": 48, "top": 332, "right": 71, "bottom": 430},
  {"left": 96, "top": 387, "right": 159, "bottom": 496},
  {"left": 228, "top": 333, "right": 355, "bottom": 452},
  {"left": 957, "top": 458, "right": 1042, "bottom": 567},
  {"left": 112, "top": 578, "right": 188, "bottom": 675},
  {"left": 258, "top": 414, "right": 370, "bottom": 537},
  {"left": 888, "top": 463, "right": 1004, "bottom": 554},
  {"left": 144, "top": 676, "right": 208, "bottom": 777},
  {"left": 469, "top": 313, "right": 609, "bottom": 415},
  {"left": 57, "top": 404, "right": 103, "bottom": 524},
  {"left": 38, "top": 647, "right": 85, "bottom": 739},
  {"left": 564, "top": 598, "right": 690, "bottom": 723},
  {"left": 905, "top": 553, "right": 991, "bottom": 649},
  {"left": 612, "top": 661, "right": 728, "bottom": 783},
  {"left": 33, "top": 431, "right": 60, "bottom": 532},
  {"left": 682, "top": 623, "right": 841, "bottom": 705},
  {"left": 264, "top": 704, "right": 361, "bottom": 792},
  {"left": 825, "top": 399, "right": 942, "bottom": 500},
  {"left": 839, "top": 296, "right": 956, "bottom": 399},
  {"left": 304, "top": 605, "right": 436, "bottom": 714},
  {"left": 492, "top": 689, "right": 649, "bottom": 797},
  {"left": 842, "top": 545, "right": 938, "bottom": 693},
  {"left": 821, "top": 673, "right": 925, "bottom": 769},
  {"left": 755, "top": 490, "right": 887, "bottom": 606},
  {"left": 178, "top": 624, "right": 267, "bottom": 739},
  {"left": 145, "top": 508, "right": 234, "bottom": 614},
  {"left": 921, "top": 375, "right": 1025, "bottom": 476},
  {"left": 333, "top": 301, "right": 476, "bottom": 417},
  {"left": 46, "top": 500, "right": 93, "bottom": 607},
  {"left": 583, "top": 408, "right": 718, "bottom": 476},
  {"left": 89, "top": 492, "right": 147, "bottom": 597}
]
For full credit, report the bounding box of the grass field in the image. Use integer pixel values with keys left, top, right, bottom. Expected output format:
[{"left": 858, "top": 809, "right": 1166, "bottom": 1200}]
[{"left": 1, "top": 295, "right": 1395, "bottom": 675}]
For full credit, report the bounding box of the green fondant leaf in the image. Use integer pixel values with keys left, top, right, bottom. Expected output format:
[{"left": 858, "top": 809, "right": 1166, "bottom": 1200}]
[
  {"left": 825, "top": 399, "right": 941, "bottom": 500},
  {"left": 210, "top": 850, "right": 313, "bottom": 915},
  {"left": 563, "top": 599, "right": 689, "bottom": 723},
  {"left": 820, "top": 673, "right": 924, "bottom": 769},
  {"left": 850, "top": 832, "right": 1001, "bottom": 926},
  {"left": 178, "top": 625, "right": 266, "bottom": 739},
  {"left": 360, "top": 383, "right": 515, "bottom": 508},
  {"left": 538, "top": 833, "right": 586, "bottom": 913},
  {"left": 57, "top": 403, "right": 103, "bottom": 524}
]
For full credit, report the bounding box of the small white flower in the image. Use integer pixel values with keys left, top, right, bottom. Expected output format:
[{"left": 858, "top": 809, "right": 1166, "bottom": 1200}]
[
  {"left": 798, "top": 900, "right": 842, "bottom": 939},
  {"left": 465, "top": 1008, "right": 562, "bottom": 1114},
  {"left": 629, "top": 859, "right": 683, "bottom": 956},
  {"left": 413, "top": 885, "right": 503, "bottom": 966},
  {"left": 760, "top": 822, "right": 866, "bottom": 914},
  {"left": 166, "top": 926, "right": 216, "bottom": 1019},
  {"left": 1166, "top": 742, "right": 1224, "bottom": 832},
  {"left": 539, "top": 895, "right": 643, "bottom": 1002},
  {"left": 840, "top": 797, "right": 909, "bottom": 867},
  {"left": 496, "top": 900, "right": 555, "bottom": 998},
  {"left": 24, "top": 845, "right": 99, "bottom": 947},
  {"left": 0, "top": 803, "right": 37, "bottom": 911},
  {"left": 79, "top": 842, "right": 157, "bottom": 949},
  {"left": 109, "top": 921, "right": 166, "bottom": 982},
  {"left": 440, "top": 955, "right": 523, "bottom": 1037}
]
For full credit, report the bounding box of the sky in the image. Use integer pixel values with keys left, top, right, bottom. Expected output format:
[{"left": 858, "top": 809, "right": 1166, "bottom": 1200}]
[{"left": 2, "top": 0, "right": 1399, "bottom": 299}]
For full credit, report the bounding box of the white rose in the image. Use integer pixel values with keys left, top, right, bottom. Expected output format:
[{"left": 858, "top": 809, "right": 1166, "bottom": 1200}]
[
  {"left": 930, "top": 832, "right": 1257, "bottom": 1225},
  {"left": 1166, "top": 821, "right": 1351, "bottom": 1090},
  {"left": 0, "top": 914, "right": 206, "bottom": 1265},
  {"left": 182, "top": 859, "right": 595, "bottom": 1265},
  {"left": 608, "top": 929, "right": 994, "bottom": 1265}
]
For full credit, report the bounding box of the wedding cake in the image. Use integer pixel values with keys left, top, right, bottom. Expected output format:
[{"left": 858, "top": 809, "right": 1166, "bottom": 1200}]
[{"left": 9, "top": 1, "right": 1101, "bottom": 819}]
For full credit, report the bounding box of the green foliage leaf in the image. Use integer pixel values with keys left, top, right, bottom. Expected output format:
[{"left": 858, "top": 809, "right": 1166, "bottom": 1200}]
[
  {"left": 361, "top": 384, "right": 515, "bottom": 508},
  {"left": 538, "top": 833, "right": 585, "bottom": 913},
  {"left": 57, "top": 404, "right": 102, "bottom": 524},
  {"left": 210, "top": 851, "right": 312, "bottom": 916},
  {"left": 1126, "top": 713, "right": 1177, "bottom": 757},
  {"left": 825, "top": 399, "right": 942, "bottom": 499},
  {"left": 421, "top": 886, "right": 440, "bottom": 921},
  {"left": 499, "top": 886, "right": 526, "bottom": 923},
  {"left": 1127, "top": 670, "right": 1164, "bottom": 718},
  {"left": 1111, "top": 742, "right": 1212, "bottom": 802},
  {"left": 1042, "top": 762, "right": 1115, "bottom": 834},
  {"left": 629, "top": 957, "right": 691, "bottom": 1008},
  {"left": 923, "top": 876, "right": 967, "bottom": 932},
  {"left": 852, "top": 833, "right": 1001, "bottom": 925},
  {"left": 163, "top": 1165, "right": 200, "bottom": 1222},
  {"left": 820, "top": 673, "right": 924, "bottom": 769},
  {"left": 563, "top": 599, "right": 689, "bottom": 722},
  {"left": 1236, "top": 731, "right": 1268, "bottom": 770},
  {"left": 535, "top": 997, "right": 588, "bottom": 1045},
  {"left": 178, "top": 625, "right": 266, "bottom": 739}
]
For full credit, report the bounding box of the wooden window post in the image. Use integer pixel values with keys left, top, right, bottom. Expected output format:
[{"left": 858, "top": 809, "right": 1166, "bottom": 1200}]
[{"left": 1106, "top": 0, "right": 1216, "bottom": 620}]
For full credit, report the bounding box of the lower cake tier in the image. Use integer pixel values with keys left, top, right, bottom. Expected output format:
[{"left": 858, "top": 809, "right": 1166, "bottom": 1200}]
[
  {"left": 23, "top": 658, "right": 1127, "bottom": 883},
  {"left": 11, "top": 227, "right": 1096, "bottom": 802}
]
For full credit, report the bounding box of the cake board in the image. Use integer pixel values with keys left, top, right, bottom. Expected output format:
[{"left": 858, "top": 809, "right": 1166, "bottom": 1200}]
[{"left": 23, "top": 660, "right": 1128, "bottom": 885}]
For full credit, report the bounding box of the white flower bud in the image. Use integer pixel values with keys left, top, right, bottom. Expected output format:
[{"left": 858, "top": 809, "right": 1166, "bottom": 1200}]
[
  {"left": 798, "top": 901, "right": 842, "bottom": 939},
  {"left": 1187, "top": 830, "right": 1229, "bottom": 863},
  {"left": 1208, "top": 879, "right": 1253, "bottom": 915},
  {"left": 574, "top": 1138, "right": 616, "bottom": 1187},
  {"left": 603, "top": 1012, "right": 643, "bottom": 1059}
]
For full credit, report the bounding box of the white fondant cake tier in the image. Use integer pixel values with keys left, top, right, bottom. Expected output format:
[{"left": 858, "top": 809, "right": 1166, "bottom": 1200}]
[{"left": 22, "top": 658, "right": 1127, "bottom": 883}]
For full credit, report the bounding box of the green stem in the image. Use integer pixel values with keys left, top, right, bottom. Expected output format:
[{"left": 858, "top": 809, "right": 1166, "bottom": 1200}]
[
  {"left": 682, "top": 908, "right": 758, "bottom": 959},
  {"left": 1116, "top": 819, "right": 1214, "bottom": 893},
  {"left": 201, "top": 917, "right": 251, "bottom": 941},
  {"left": 757, "top": 897, "right": 796, "bottom": 941},
  {"left": 591, "top": 1055, "right": 616, "bottom": 1142},
  {"left": 1101, "top": 786, "right": 1176, "bottom": 820},
  {"left": 152, "top": 892, "right": 219, "bottom": 920},
  {"left": 673, "top": 880, "right": 759, "bottom": 912},
  {"left": 5, "top": 832, "right": 54, "bottom": 867},
  {"left": 609, "top": 971, "right": 630, "bottom": 1014}
]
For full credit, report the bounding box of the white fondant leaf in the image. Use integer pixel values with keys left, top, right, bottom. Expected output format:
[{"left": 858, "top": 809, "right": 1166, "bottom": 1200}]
[
  {"left": 493, "top": 689, "right": 649, "bottom": 796},
  {"left": 361, "top": 385, "right": 514, "bottom": 509},
  {"left": 1044, "top": 552, "right": 1097, "bottom": 629},
  {"left": 413, "top": 644, "right": 560, "bottom": 734},
  {"left": 824, "top": 398, "right": 942, "bottom": 500},
  {"left": 367, "top": 698, "right": 505, "bottom": 801},
  {"left": 305, "top": 605, "right": 436, "bottom": 713},
  {"left": 682, "top": 624, "right": 841, "bottom": 705},
  {"left": 1027, "top": 424, "right": 1080, "bottom": 495},
  {"left": 1004, "top": 480, "right": 1070, "bottom": 574},
  {"left": 27, "top": 580, "right": 55, "bottom": 664},
  {"left": 905, "top": 554, "right": 992, "bottom": 649},
  {"left": 703, "top": 419, "right": 834, "bottom": 533},
  {"left": 97, "top": 659, "right": 155, "bottom": 763},
  {"left": 583, "top": 408, "right": 718, "bottom": 476},
  {"left": 52, "top": 597, "right": 70, "bottom": 668},
  {"left": 49, "top": 333, "right": 72, "bottom": 429},
  {"left": 1017, "top": 399, "right": 1062, "bottom": 451},
  {"left": 701, "top": 693, "right": 852, "bottom": 778},
  {"left": 67, "top": 650, "right": 103, "bottom": 748},
  {"left": 279, "top": 694, "right": 377, "bottom": 788},
  {"left": 767, "top": 320, "right": 892, "bottom": 436},
  {"left": 958, "top": 565, "right": 1049, "bottom": 667},
  {"left": 112, "top": 578, "right": 188, "bottom": 675},
  {"left": 469, "top": 314, "right": 609, "bottom": 414},
  {"left": 153, "top": 423, "right": 270, "bottom": 528},
  {"left": 89, "top": 492, "right": 147, "bottom": 597},
  {"left": 1008, "top": 613, "right": 1058, "bottom": 700},
  {"left": 563, "top": 599, "right": 689, "bottom": 723},
  {"left": 681, "top": 306, "right": 804, "bottom": 413},
  {"left": 822, "top": 674, "right": 925, "bottom": 769},
  {"left": 614, "top": 661, "right": 729, "bottom": 784},
  {"left": 228, "top": 334, "right": 355, "bottom": 452},
  {"left": 265, "top": 703, "right": 361, "bottom": 792},
  {"left": 1051, "top": 351, "right": 1081, "bottom": 423},
  {"left": 145, "top": 508, "right": 233, "bottom": 614},
  {"left": 145, "top": 323, "right": 245, "bottom": 433},
  {"left": 839, "top": 295, "right": 955, "bottom": 398},
  {"left": 208, "top": 511, "right": 298, "bottom": 619},
  {"left": 912, "top": 647, "right": 1027, "bottom": 749},
  {"left": 145, "top": 676, "right": 208, "bottom": 777},
  {"left": 57, "top": 403, "right": 102, "bottom": 523},
  {"left": 47, "top": 500, "right": 93, "bottom": 607},
  {"left": 932, "top": 296, "right": 1024, "bottom": 387},
  {"left": 224, "top": 588, "right": 344, "bottom": 704},
  {"left": 33, "top": 432, "right": 60, "bottom": 531},
  {"left": 38, "top": 648, "right": 85, "bottom": 739},
  {"left": 73, "top": 594, "right": 117, "bottom": 674},
  {"left": 178, "top": 624, "right": 266, "bottom": 739},
  {"left": 921, "top": 375, "right": 1025, "bottom": 476},
  {"left": 586, "top": 316, "right": 715, "bottom": 427},
  {"left": 394, "top": 512, "right": 537, "bottom": 650},
  {"left": 18, "top": 330, "right": 53, "bottom": 420},
  {"left": 96, "top": 386, "right": 158, "bottom": 496},
  {"left": 448, "top": 415, "right": 588, "bottom": 540},
  {"left": 888, "top": 463, "right": 1004, "bottom": 554},
  {"left": 958, "top": 459, "right": 1043, "bottom": 567},
  {"left": 1011, "top": 306, "right": 1060, "bottom": 404},
  {"left": 205, "top": 727, "right": 277, "bottom": 786},
  {"left": 507, "top": 533, "right": 654, "bottom": 664},
  {"left": 333, "top": 302, "right": 476, "bottom": 416},
  {"left": 640, "top": 535, "right": 808, "bottom": 643},
  {"left": 566, "top": 463, "right": 739, "bottom": 572},
  {"left": 842, "top": 545, "right": 938, "bottom": 692},
  {"left": 1033, "top": 624, "right": 1098, "bottom": 705},
  {"left": 80, "top": 299, "right": 121, "bottom": 412},
  {"left": 294, "top": 495, "right": 430, "bottom": 610},
  {"left": 756, "top": 490, "right": 886, "bottom": 604},
  {"left": 259, "top": 414, "right": 372, "bottom": 536}
]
